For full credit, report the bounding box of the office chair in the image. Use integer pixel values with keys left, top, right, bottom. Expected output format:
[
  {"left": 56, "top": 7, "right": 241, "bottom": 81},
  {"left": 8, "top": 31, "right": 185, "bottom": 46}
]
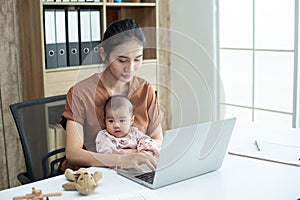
[{"left": 10, "top": 94, "right": 67, "bottom": 184}]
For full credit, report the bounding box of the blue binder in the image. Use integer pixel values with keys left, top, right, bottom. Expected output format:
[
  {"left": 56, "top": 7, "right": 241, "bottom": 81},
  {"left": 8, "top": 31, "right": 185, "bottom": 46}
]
[
  {"left": 55, "top": 9, "right": 67, "bottom": 67},
  {"left": 79, "top": 9, "right": 93, "bottom": 65},
  {"left": 67, "top": 9, "right": 80, "bottom": 66},
  {"left": 90, "top": 9, "right": 101, "bottom": 64},
  {"left": 44, "top": 9, "right": 57, "bottom": 69}
]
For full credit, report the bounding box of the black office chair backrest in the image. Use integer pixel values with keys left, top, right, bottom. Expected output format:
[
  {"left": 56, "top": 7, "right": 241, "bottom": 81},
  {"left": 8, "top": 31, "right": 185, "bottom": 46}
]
[{"left": 10, "top": 94, "right": 66, "bottom": 184}]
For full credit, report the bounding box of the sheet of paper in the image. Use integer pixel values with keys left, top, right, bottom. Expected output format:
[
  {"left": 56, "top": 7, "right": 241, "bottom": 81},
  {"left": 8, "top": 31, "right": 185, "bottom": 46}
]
[
  {"left": 229, "top": 140, "right": 300, "bottom": 166},
  {"left": 255, "top": 140, "right": 300, "bottom": 165}
]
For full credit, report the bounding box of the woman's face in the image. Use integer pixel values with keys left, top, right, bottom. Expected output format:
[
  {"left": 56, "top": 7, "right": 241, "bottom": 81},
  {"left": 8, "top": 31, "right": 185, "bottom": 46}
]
[{"left": 106, "top": 40, "right": 143, "bottom": 82}]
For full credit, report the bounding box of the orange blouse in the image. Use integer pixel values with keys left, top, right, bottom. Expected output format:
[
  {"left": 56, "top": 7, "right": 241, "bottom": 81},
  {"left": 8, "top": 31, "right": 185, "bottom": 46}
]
[{"left": 61, "top": 73, "right": 163, "bottom": 152}]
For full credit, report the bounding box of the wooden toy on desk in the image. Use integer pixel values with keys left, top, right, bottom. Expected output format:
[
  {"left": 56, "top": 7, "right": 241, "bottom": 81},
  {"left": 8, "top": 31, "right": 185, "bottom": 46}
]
[
  {"left": 62, "top": 168, "right": 103, "bottom": 195},
  {"left": 13, "top": 187, "right": 62, "bottom": 200}
]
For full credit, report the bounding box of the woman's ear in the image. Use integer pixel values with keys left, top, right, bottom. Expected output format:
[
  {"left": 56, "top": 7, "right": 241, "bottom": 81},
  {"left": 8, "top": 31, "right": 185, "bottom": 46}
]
[{"left": 99, "top": 47, "right": 106, "bottom": 62}]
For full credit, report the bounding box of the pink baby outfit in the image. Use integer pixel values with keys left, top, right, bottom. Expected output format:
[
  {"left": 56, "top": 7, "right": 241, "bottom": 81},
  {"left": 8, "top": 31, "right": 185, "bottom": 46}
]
[{"left": 95, "top": 126, "right": 160, "bottom": 157}]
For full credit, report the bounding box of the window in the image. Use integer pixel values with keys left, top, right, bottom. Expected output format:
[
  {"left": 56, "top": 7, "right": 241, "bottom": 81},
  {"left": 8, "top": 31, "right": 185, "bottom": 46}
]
[{"left": 219, "top": 0, "right": 297, "bottom": 128}]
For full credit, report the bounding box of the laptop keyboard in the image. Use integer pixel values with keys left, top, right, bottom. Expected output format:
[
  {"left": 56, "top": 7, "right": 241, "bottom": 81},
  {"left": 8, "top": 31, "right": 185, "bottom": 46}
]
[{"left": 135, "top": 171, "right": 155, "bottom": 184}]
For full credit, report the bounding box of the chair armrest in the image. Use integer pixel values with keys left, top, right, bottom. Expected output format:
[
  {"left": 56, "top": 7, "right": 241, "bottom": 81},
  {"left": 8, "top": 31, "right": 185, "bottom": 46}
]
[
  {"left": 42, "top": 148, "right": 66, "bottom": 179},
  {"left": 17, "top": 172, "right": 33, "bottom": 185}
]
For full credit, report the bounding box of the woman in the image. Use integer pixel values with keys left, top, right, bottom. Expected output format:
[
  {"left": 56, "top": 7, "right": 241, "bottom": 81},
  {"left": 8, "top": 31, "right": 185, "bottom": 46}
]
[{"left": 60, "top": 19, "right": 163, "bottom": 172}]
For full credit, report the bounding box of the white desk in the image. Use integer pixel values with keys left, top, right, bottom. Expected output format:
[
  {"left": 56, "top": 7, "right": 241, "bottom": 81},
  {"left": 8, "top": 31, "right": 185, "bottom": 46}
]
[
  {"left": 1, "top": 123, "right": 300, "bottom": 200},
  {"left": 229, "top": 122, "right": 300, "bottom": 166}
]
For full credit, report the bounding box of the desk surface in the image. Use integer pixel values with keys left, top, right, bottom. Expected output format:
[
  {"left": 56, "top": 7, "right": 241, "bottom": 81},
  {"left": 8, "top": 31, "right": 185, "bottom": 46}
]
[
  {"left": 1, "top": 155, "right": 299, "bottom": 200},
  {"left": 1, "top": 123, "right": 300, "bottom": 200}
]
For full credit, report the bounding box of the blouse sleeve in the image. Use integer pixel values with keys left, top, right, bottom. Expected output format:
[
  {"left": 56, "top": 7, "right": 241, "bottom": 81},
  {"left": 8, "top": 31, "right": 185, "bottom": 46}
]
[
  {"left": 145, "top": 84, "right": 164, "bottom": 136},
  {"left": 61, "top": 87, "right": 86, "bottom": 128}
]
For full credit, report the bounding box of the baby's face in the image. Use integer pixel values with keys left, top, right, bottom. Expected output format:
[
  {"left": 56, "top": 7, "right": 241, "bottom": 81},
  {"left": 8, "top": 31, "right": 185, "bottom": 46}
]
[{"left": 105, "top": 106, "right": 133, "bottom": 138}]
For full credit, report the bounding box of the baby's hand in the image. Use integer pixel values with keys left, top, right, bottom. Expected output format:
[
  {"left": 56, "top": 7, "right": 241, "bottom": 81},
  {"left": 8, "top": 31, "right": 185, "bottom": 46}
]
[{"left": 137, "top": 139, "right": 160, "bottom": 158}]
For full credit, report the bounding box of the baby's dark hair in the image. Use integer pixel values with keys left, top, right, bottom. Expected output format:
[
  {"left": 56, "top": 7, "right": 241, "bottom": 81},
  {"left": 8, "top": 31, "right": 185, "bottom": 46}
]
[
  {"left": 101, "top": 19, "right": 146, "bottom": 59},
  {"left": 103, "top": 95, "right": 134, "bottom": 118}
]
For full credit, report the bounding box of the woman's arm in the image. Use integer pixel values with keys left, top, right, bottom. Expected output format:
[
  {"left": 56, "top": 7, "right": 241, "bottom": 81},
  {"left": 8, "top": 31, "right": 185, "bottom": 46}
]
[
  {"left": 149, "top": 124, "right": 163, "bottom": 147},
  {"left": 65, "top": 120, "right": 157, "bottom": 171}
]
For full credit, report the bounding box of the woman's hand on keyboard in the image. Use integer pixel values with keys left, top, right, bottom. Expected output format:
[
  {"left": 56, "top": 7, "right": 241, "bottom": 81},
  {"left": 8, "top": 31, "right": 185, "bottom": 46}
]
[{"left": 117, "top": 151, "right": 157, "bottom": 172}]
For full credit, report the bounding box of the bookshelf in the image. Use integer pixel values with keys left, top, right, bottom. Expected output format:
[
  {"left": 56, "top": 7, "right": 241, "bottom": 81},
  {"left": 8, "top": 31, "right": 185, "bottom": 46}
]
[{"left": 18, "top": 0, "right": 159, "bottom": 100}]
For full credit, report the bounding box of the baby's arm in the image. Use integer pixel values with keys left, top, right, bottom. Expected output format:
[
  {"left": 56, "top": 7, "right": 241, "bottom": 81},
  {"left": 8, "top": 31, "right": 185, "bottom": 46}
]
[
  {"left": 95, "top": 130, "right": 118, "bottom": 153},
  {"left": 137, "top": 135, "right": 160, "bottom": 157}
]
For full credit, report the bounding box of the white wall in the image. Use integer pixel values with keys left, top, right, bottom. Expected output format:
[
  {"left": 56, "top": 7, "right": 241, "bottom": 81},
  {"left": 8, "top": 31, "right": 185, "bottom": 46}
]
[{"left": 168, "top": 0, "right": 219, "bottom": 128}]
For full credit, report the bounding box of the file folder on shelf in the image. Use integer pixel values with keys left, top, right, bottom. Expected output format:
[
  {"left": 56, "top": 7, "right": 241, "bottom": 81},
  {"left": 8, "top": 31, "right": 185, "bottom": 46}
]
[
  {"left": 44, "top": 9, "right": 57, "bottom": 69},
  {"left": 90, "top": 9, "right": 101, "bottom": 64},
  {"left": 79, "top": 9, "right": 93, "bottom": 65},
  {"left": 67, "top": 9, "right": 80, "bottom": 66},
  {"left": 55, "top": 9, "right": 67, "bottom": 67}
]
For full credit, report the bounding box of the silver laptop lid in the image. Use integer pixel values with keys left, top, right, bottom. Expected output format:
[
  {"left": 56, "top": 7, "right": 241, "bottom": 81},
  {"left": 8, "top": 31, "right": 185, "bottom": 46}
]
[{"left": 152, "top": 118, "right": 236, "bottom": 188}]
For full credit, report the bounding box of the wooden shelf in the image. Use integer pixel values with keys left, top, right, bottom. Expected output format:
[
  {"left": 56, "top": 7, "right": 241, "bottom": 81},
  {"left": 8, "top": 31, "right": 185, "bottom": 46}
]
[
  {"left": 42, "top": 2, "right": 104, "bottom": 6},
  {"left": 105, "top": 3, "right": 156, "bottom": 6},
  {"left": 44, "top": 59, "right": 156, "bottom": 73},
  {"left": 18, "top": 0, "right": 159, "bottom": 100},
  {"left": 42, "top": 2, "right": 155, "bottom": 6},
  {"left": 44, "top": 64, "right": 102, "bottom": 73}
]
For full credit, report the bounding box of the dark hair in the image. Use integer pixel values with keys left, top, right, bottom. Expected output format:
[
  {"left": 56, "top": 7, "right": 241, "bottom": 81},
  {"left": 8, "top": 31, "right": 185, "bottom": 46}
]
[
  {"left": 103, "top": 95, "right": 134, "bottom": 118},
  {"left": 101, "top": 19, "right": 146, "bottom": 59}
]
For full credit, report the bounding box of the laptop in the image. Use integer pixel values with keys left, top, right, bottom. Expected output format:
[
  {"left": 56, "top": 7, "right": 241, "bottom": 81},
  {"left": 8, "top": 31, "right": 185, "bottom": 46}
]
[{"left": 117, "top": 118, "right": 236, "bottom": 189}]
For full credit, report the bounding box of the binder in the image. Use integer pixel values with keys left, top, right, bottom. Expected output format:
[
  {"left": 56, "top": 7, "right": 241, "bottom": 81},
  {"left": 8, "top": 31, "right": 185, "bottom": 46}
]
[
  {"left": 47, "top": 126, "right": 56, "bottom": 164},
  {"left": 53, "top": 124, "right": 66, "bottom": 159},
  {"left": 55, "top": 9, "right": 67, "bottom": 67},
  {"left": 47, "top": 125, "right": 62, "bottom": 172},
  {"left": 79, "top": 9, "right": 92, "bottom": 65},
  {"left": 44, "top": 9, "right": 57, "bottom": 69},
  {"left": 90, "top": 9, "right": 101, "bottom": 64},
  {"left": 67, "top": 9, "right": 80, "bottom": 66},
  {"left": 48, "top": 124, "right": 66, "bottom": 162}
]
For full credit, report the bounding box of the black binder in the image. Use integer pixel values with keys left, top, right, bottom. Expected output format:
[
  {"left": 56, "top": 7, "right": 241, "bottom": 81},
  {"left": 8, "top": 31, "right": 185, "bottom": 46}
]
[
  {"left": 67, "top": 9, "right": 80, "bottom": 66},
  {"left": 55, "top": 9, "right": 67, "bottom": 67},
  {"left": 90, "top": 9, "right": 101, "bottom": 64},
  {"left": 44, "top": 9, "right": 57, "bottom": 69},
  {"left": 79, "top": 9, "right": 93, "bottom": 65}
]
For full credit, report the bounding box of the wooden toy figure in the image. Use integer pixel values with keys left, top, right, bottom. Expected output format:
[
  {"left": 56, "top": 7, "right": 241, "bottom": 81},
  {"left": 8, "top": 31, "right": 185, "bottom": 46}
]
[{"left": 13, "top": 187, "right": 61, "bottom": 200}]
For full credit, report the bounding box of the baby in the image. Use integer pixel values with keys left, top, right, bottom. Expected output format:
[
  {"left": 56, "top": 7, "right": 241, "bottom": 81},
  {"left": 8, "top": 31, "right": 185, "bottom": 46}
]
[{"left": 95, "top": 95, "right": 159, "bottom": 157}]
